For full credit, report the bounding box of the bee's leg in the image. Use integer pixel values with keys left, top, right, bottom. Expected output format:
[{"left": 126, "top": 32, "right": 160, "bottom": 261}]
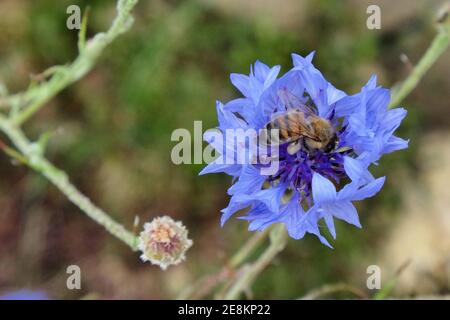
[{"left": 287, "top": 140, "right": 302, "bottom": 155}]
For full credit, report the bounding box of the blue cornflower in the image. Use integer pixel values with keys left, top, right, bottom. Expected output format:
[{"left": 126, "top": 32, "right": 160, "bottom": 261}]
[
  {"left": 0, "top": 289, "right": 49, "bottom": 300},
  {"left": 200, "top": 52, "right": 408, "bottom": 246}
]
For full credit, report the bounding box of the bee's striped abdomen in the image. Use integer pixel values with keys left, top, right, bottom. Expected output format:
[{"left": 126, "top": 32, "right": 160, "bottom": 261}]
[{"left": 264, "top": 110, "right": 305, "bottom": 145}]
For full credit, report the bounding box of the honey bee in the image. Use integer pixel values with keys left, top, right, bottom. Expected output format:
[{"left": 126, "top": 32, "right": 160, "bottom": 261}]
[{"left": 261, "top": 89, "right": 338, "bottom": 155}]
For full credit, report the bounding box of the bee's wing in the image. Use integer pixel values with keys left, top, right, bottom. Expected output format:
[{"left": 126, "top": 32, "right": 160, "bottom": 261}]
[
  {"left": 277, "top": 88, "right": 316, "bottom": 117},
  {"left": 266, "top": 110, "right": 321, "bottom": 145}
]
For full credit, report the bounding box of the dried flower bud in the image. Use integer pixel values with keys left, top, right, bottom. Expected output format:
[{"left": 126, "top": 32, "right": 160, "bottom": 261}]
[{"left": 138, "top": 216, "right": 193, "bottom": 270}]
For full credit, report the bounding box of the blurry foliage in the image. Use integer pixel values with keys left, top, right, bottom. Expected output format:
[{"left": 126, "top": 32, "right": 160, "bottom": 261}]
[{"left": 0, "top": 0, "right": 448, "bottom": 299}]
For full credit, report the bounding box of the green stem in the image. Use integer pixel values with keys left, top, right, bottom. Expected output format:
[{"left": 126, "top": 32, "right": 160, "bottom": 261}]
[
  {"left": 223, "top": 224, "right": 288, "bottom": 300},
  {"left": 0, "top": 0, "right": 140, "bottom": 251},
  {"left": 229, "top": 227, "right": 272, "bottom": 269},
  {"left": 0, "top": 115, "right": 138, "bottom": 250},
  {"left": 178, "top": 228, "right": 272, "bottom": 299},
  {"left": 389, "top": 23, "right": 450, "bottom": 108},
  {"left": 11, "top": 0, "right": 138, "bottom": 125}
]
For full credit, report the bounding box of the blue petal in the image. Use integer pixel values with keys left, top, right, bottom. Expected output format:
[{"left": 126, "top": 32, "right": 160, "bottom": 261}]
[
  {"left": 216, "top": 101, "right": 247, "bottom": 130},
  {"left": 228, "top": 165, "right": 266, "bottom": 195},
  {"left": 279, "top": 193, "right": 308, "bottom": 239},
  {"left": 383, "top": 135, "right": 409, "bottom": 154},
  {"left": 253, "top": 60, "right": 271, "bottom": 81},
  {"left": 251, "top": 183, "right": 287, "bottom": 214},
  {"left": 199, "top": 160, "right": 241, "bottom": 176},
  {"left": 334, "top": 94, "right": 360, "bottom": 117},
  {"left": 291, "top": 51, "right": 315, "bottom": 69},
  {"left": 298, "top": 69, "right": 329, "bottom": 116},
  {"left": 240, "top": 201, "right": 268, "bottom": 219},
  {"left": 326, "top": 83, "right": 346, "bottom": 105},
  {"left": 257, "top": 70, "right": 305, "bottom": 119},
  {"left": 223, "top": 98, "right": 262, "bottom": 128},
  {"left": 329, "top": 201, "right": 361, "bottom": 228},
  {"left": 343, "top": 156, "right": 365, "bottom": 182},
  {"left": 381, "top": 108, "right": 407, "bottom": 136},
  {"left": 312, "top": 173, "right": 337, "bottom": 204},
  {"left": 223, "top": 98, "right": 250, "bottom": 112},
  {"left": 343, "top": 156, "right": 374, "bottom": 184},
  {"left": 314, "top": 231, "right": 333, "bottom": 248},
  {"left": 291, "top": 52, "right": 333, "bottom": 116},
  {"left": 240, "top": 201, "right": 282, "bottom": 231},
  {"left": 247, "top": 212, "right": 279, "bottom": 231},
  {"left": 352, "top": 177, "right": 386, "bottom": 201},
  {"left": 263, "top": 65, "right": 281, "bottom": 89},
  {"left": 203, "top": 129, "right": 238, "bottom": 164},
  {"left": 348, "top": 93, "right": 367, "bottom": 134},
  {"left": 307, "top": 208, "right": 333, "bottom": 248},
  {"left": 322, "top": 210, "right": 337, "bottom": 239},
  {"left": 230, "top": 73, "right": 251, "bottom": 97},
  {"left": 364, "top": 74, "right": 378, "bottom": 90},
  {"left": 220, "top": 193, "right": 253, "bottom": 226},
  {"left": 366, "top": 88, "right": 390, "bottom": 125},
  {"left": 282, "top": 201, "right": 332, "bottom": 247},
  {"left": 248, "top": 219, "right": 273, "bottom": 232}
]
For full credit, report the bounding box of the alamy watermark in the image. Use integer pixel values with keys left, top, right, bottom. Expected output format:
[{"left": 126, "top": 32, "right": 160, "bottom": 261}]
[
  {"left": 366, "top": 5, "right": 381, "bottom": 30},
  {"left": 171, "top": 121, "right": 281, "bottom": 175},
  {"left": 66, "top": 5, "right": 82, "bottom": 30},
  {"left": 366, "top": 265, "right": 381, "bottom": 290},
  {"left": 66, "top": 265, "right": 81, "bottom": 290}
]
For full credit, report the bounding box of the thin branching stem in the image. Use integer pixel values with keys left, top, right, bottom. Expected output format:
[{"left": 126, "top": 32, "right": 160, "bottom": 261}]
[
  {"left": 389, "top": 20, "right": 450, "bottom": 108},
  {"left": 229, "top": 227, "right": 272, "bottom": 269},
  {"left": 0, "top": 115, "right": 138, "bottom": 250},
  {"left": 223, "top": 224, "right": 288, "bottom": 300},
  {"left": 177, "top": 227, "right": 272, "bottom": 299},
  {"left": 11, "top": 0, "right": 138, "bottom": 125},
  {"left": 0, "top": 0, "right": 140, "bottom": 250}
]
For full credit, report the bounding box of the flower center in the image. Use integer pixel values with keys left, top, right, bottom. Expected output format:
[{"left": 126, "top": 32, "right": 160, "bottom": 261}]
[{"left": 266, "top": 124, "right": 350, "bottom": 203}]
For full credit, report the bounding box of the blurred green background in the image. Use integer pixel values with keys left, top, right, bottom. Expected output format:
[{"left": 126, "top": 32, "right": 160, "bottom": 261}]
[{"left": 0, "top": 0, "right": 449, "bottom": 299}]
